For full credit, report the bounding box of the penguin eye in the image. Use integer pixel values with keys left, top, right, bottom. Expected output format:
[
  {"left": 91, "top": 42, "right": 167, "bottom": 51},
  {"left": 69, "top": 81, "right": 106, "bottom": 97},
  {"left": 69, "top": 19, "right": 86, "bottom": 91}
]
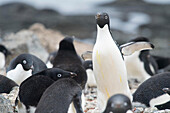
[
  {"left": 105, "top": 16, "right": 108, "bottom": 19},
  {"left": 57, "top": 74, "right": 62, "bottom": 77},
  {"left": 124, "top": 102, "right": 128, "bottom": 106},
  {"left": 23, "top": 60, "right": 27, "bottom": 64}
]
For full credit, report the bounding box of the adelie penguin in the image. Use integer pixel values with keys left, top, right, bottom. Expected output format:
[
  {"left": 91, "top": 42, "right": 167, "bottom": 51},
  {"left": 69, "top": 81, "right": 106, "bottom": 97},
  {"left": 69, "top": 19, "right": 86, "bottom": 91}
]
[
  {"left": 92, "top": 12, "right": 132, "bottom": 111},
  {"left": 52, "top": 37, "right": 87, "bottom": 112},
  {"left": 0, "top": 44, "right": 11, "bottom": 69},
  {"left": 6, "top": 53, "right": 47, "bottom": 85},
  {"left": 19, "top": 68, "right": 77, "bottom": 113},
  {"left": 35, "top": 78, "right": 83, "bottom": 113},
  {"left": 121, "top": 37, "right": 157, "bottom": 83},
  {"left": 83, "top": 60, "right": 97, "bottom": 88},
  {"left": 133, "top": 72, "right": 170, "bottom": 110},
  {"left": 103, "top": 94, "right": 133, "bottom": 113}
]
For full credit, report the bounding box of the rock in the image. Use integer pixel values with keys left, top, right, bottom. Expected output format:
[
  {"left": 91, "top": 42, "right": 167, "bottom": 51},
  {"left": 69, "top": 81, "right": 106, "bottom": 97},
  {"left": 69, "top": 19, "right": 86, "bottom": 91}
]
[
  {"left": 2, "top": 28, "right": 49, "bottom": 65},
  {"left": 0, "top": 95, "right": 13, "bottom": 113},
  {"left": 29, "top": 23, "right": 93, "bottom": 55}
]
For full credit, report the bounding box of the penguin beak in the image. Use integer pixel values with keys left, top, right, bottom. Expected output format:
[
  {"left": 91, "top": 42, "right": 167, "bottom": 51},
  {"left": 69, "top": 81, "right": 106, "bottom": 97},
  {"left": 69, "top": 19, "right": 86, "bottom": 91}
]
[
  {"left": 115, "top": 103, "right": 122, "bottom": 108},
  {"left": 30, "top": 65, "right": 34, "bottom": 71},
  {"left": 95, "top": 13, "right": 100, "bottom": 20},
  {"left": 70, "top": 72, "right": 77, "bottom": 78},
  {"left": 120, "top": 42, "right": 154, "bottom": 56}
]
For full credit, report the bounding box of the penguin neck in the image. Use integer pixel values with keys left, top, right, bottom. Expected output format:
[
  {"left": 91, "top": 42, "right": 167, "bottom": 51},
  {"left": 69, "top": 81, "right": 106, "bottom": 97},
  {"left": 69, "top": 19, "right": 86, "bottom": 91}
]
[{"left": 96, "top": 24, "right": 112, "bottom": 42}]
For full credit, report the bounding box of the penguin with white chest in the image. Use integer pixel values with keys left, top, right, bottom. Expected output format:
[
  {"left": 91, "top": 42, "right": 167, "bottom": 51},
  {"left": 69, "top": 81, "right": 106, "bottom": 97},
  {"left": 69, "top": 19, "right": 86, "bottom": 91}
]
[
  {"left": 19, "top": 68, "right": 77, "bottom": 113},
  {"left": 83, "top": 60, "right": 97, "bottom": 88},
  {"left": 133, "top": 72, "right": 170, "bottom": 110},
  {"left": 0, "top": 45, "right": 11, "bottom": 69},
  {"left": 6, "top": 53, "right": 47, "bottom": 85},
  {"left": 92, "top": 12, "right": 132, "bottom": 111},
  {"left": 122, "top": 37, "right": 158, "bottom": 83}
]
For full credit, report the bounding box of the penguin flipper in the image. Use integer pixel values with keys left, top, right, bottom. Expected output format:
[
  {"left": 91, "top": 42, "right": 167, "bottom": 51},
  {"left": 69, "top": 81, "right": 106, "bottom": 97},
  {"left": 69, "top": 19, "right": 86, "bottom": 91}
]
[{"left": 73, "top": 91, "right": 83, "bottom": 113}]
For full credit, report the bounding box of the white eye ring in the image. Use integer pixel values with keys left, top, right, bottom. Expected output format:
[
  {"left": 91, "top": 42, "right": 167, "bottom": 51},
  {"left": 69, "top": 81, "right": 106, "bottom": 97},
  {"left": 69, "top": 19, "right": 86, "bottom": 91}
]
[
  {"left": 105, "top": 16, "right": 108, "bottom": 19},
  {"left": 124, "top": 102, "right": 128, "bottom": 106},
  {"left": 57, "top": 74, "right": 62, "bottom": 77},
  {"left": 23, "top": 60, "right": 27, "bottom": 64}
]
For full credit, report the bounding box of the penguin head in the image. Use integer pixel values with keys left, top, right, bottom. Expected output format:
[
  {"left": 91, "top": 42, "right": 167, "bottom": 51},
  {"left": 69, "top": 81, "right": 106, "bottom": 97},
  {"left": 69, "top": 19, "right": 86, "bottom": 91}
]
[
  {"left": 59, "top": 37, "right": 76, "bottom": 52},
  {"left": 104, "top": 94, "right": 132, "bottom": 113},
  {"left": 120, "top": 37, "right": 154, "bottom": 56},
  {"left": 0, "top": 45, "right": 11, "bottom": 57},
  {"left": 95, "top": 12, "right": 110, "bottom": 29},
  {"left": 8, "top": 54, "right": 34, "bottom": 72},
  {"left": 39, "top": 68, "right": 77, "bottom": 81},
  {"left": 83, "top": 60, "right": 93, "bottom": 70}
]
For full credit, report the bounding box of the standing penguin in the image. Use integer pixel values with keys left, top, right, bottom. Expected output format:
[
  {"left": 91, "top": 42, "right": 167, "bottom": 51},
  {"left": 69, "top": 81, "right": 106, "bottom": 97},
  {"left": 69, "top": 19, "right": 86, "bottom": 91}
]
[
  {"left": 123, "top": 37, "right": 158, "bottom": 83},
  {"left": 133, "top": 72, "right": 170, "bottom": 110},
  {"left": 83, "top": 60, "right": 97, "bottom": 88},
  {"left": 35, "top": 78, "right": 82, "bottom": 113},
  {"left": 6, "top": 53, "right": 47, "bottom": 85},
  {"left": 0, "top": 45, "right": 11, "bottom": 69},
  {"left": 92, "top": 12, "right": 132, "bottom": 111},
  {"left": 52, "top": 37, "right": 87, "bottom": 112},
  {"left": 19, "top": 68, "right": 77, "bottom": 113},
  {"left": 103, "top": 94, "right": 132, "bottom": 113}
]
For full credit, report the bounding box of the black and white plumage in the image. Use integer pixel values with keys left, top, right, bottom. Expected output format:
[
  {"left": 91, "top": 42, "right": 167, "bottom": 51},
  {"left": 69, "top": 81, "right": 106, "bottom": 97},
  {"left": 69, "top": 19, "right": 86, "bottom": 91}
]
[
  {"left": 0, "top": 74, "right": 18, "bottom": 94},
  {"left": 103, "top": 94, "right": 132, "bottom": 113},
  {"left": 83, "top": 60, "right": 96, "bottom": 88},
  {"left": 92, "top": 12, "right": 132, "bottom": 111},
  {"left": 35, "top": 78, "right": 82, "bottom": 113},
  {"left": 6, "top": 53, "right": 47, "bottom": 85},
  {"left": 19, "top": 68, "right": 77, "bottom": 113},
  {"left": 0, "top": 45, "right": 11, "bottom": 69},
  {"left": 133, "top": 72, "right": 170, "bottom": 110},
  {"left": 123, "top": 37, "right": 157, "bottom": 83}
]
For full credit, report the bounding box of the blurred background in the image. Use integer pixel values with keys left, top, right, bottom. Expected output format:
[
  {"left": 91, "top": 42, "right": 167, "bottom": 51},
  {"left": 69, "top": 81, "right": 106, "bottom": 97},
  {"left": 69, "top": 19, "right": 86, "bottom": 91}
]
[{"left": 0, "top": 0, "right": 169, "bottom": 57}]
